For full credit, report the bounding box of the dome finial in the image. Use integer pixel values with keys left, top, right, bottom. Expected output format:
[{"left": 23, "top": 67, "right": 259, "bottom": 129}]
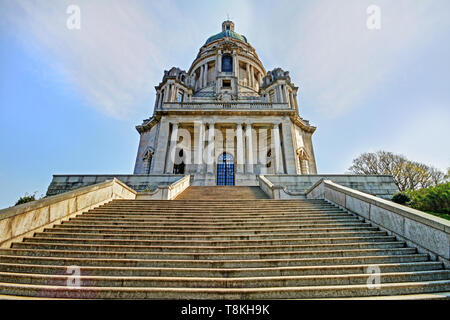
[{"left": 222, "top": 20, "right": 234, "bottom": 32}]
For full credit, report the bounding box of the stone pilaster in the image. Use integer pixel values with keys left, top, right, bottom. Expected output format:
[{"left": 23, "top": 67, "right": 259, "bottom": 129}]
[
  {"left": 166, "top": 122, "right": 179, "bottom": 174},
  {"left": 152, "top": 120, "right": 170, "bottom": 174},
  {"left": 281, "top": 121, "right": 297, "bottom": 174}
]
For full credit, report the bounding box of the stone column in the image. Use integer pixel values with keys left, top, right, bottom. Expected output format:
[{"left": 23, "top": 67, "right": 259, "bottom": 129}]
[
  {"left": 217, "top": 50, "right": 222, "bottom": 73},
  {"left": 250, "top": 65, "right": 255, "bottom": 89},
  {"left": 236, "top": 123, "right": 244, "bottom": 173},
  {"left": 172, "top": 84, "right": 177, "bottom": 102},
  {"left": 199, "top": 65, "right": 204, "bottom": 89},
  {"left": 272, "top": 123, "right": 283, "bottom": 174},
  {"left": 246, "top": 63, "right": 250, "bottom": 87},
  {"left": 164, "top": 86, "right": 170, "bottom": 102},
  {"left": 278, "top": 86, "right": 284, "bottom": 103},
  {"left": 245, "top": 123, "right": 254, "bottom": 173},
  {"left": 258, "top": 73, "right": 263, "bottom": 86},
  {"left": 207, "top": 123, "right": 215, "bottom": 174},
  {"left": 232, "top": 50, "right": 238, "bottom": 76},
  {"left": 294, "top": 92, "right": 299, "bottom": 113},
  {"left": 283, "top": 85, "right": 289, "bottom": 104},
  {"left": 154, "top": 92, "right": 160, "bottom": 110},
  {"left": 203, "top": 63, "right": 208, "bottom": 88},
  {"left": 196, "top": 122, "right": 205, "bottom": 173},
  {"left": 166, "top": 122, "right": 179, "bottom": 174}
]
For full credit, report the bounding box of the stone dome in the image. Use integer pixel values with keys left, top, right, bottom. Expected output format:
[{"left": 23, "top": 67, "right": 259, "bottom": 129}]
[
  {"left": 205, "top": 20, "right": 248, "bottom": 45},
  {"left": 205, "top": 30, "right": 248, "bottom": 45}
]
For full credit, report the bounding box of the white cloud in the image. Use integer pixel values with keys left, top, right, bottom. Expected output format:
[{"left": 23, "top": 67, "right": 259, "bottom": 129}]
[
  {"left": 1, "top": 0, "right": 449, "bottom": 121},
  {"left": 251, "top": 0, "right": 449, "bottom": 118},
  {"left": 0, "top": 0, "right": 196, "bottom": 118}
]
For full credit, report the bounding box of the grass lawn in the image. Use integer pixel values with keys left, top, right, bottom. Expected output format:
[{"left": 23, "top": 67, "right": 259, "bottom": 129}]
[{"left": 425, "top": 211, "right": 450, "bottom": 221}]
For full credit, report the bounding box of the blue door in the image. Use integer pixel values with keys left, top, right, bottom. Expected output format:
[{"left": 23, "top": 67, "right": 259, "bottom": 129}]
[{"left": 217, "top": 153, "right": 235, "bottom": 186}]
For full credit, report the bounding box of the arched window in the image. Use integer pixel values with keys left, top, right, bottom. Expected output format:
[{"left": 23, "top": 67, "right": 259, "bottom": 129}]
[{"left": 222, "top": 54, "right": 233, "bottom": 72}]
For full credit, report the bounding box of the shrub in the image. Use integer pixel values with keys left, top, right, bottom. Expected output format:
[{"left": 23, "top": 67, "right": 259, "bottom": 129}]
[
  {"left": 392, "top": 192, "right": 411, "bottom": 205},
  {"left": 406, "top": 183, "right": 450, "bottom": 215},
  {"left": 15, "top": 193, "right": 37, "bottom": 206}
]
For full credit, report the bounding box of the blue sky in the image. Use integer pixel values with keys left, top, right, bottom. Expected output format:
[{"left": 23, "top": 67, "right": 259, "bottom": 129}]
[{"left": 0, "top": 0, "right": 449, "bottom": 209}]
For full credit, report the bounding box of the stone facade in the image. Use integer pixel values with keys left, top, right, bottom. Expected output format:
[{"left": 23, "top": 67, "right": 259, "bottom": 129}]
[{"left": 133, "top": 21, "right": 317, "bottom": 186}]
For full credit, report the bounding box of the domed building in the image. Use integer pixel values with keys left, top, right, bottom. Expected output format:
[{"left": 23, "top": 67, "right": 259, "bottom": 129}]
[{"left": 133, "top": 20, "right": 318, "bottom": 186}]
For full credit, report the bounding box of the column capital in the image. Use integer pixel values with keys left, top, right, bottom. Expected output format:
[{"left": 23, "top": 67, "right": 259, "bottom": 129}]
[{"left": 273, "top": 122, "right": 281, "bottom": 128}]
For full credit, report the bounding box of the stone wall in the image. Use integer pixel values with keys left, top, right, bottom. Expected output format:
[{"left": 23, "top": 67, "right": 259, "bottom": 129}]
[
  {"left": 136, "top": 175, "right": 191, "bottom": 200},
  {"left": 262, "top": 174, "right": 398, "bottom": 199},
  {"left": 0, "top": 179, "right": 136, "bottom": 248},
  {"left": 306, "top": 179, "right": 450, "bottom": 268},
  {"left": 46, "top": 174, "right": 185, "bottom": 196}
]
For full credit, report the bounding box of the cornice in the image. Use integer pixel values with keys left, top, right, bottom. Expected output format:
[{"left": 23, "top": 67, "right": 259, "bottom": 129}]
[
  {"left": 290, "top": 115, "right": 316, "bottom": 134},
  {"left": 136, "top": 115, "right": 161, "bottom": 134}
]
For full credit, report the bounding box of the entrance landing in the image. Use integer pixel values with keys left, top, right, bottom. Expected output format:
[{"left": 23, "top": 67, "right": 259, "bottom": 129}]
[{"left": 175, "top": 186, "right": 269, "bottom": 200}]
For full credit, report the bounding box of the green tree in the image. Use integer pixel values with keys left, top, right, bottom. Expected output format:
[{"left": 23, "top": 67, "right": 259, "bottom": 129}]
[{"left": 349, "top": 151, "right": 445, "bottom": 191}]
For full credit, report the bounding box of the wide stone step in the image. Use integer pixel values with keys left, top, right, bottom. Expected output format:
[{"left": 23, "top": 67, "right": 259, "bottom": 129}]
[
  {"left": 32, "top": 233, "right": 398, "bottom": 245},
  {"left": 1, "top": 270, "right": 449, "bottom": 288},
  {"left": 175, "top": 186, "right": 270, "bottom": 199},
  {"left": 76, "top": 215, "right": 359, "bottom": 224},
  {"left": 0, "top": 280, "right": 449, "bottom": 299},
  {"left": 0, "top": 247, "right": 418, "bottom": 260},
  {"left": 0, "top": 261, "right": 442, "bottom": 277},
  {"left": 88, "top": 208, "right": 342, "bottom": 215},
  {"left": 15, "top": 240, "right": 406, "bottom": 253},
  {"left": 42, "top": 228, "right": 388, "bottom": 239},
  {"left": 67, "top": 218, "right": 367, "bottom": 229},
  {"left": 93, "top": 203, "right": 337, "bottom": 208},
  {"left": 0, "top": 254, "right": 430, "bottom": 268},
  {"left": 56, "top": 223, "right": 378, "bottom": 234}
]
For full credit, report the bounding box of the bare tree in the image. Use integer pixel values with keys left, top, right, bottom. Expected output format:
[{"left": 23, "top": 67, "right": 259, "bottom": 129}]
[{"left": 349, "top": 151, "right": 445, "bottom": 191}]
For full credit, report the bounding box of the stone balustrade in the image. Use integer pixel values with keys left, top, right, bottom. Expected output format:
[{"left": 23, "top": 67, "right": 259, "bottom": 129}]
[
  {"left": 0, "top": 179, "right": 136, "bottom": 248},
  {"left": 260, "top": 174, "right": 399, "bottom": 199},
  {"left": 306, "top": 179, "right": 450, "bottom": 268},
  {"left": 161, "top": 102, "right": 291, "bottom": 111}
]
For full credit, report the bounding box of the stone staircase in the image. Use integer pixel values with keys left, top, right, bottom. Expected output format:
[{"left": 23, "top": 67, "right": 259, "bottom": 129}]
[
  {"left": 176, "top": 186, "right": 269, "bottom": 200},
  {"left": 0, "top": 198, "right": 449, "bottom": 299}
]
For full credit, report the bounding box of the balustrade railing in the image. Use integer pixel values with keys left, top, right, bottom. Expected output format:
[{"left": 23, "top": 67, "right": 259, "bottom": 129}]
[{"left": 161, "top": 102, "right": 291, "bottom": 111}]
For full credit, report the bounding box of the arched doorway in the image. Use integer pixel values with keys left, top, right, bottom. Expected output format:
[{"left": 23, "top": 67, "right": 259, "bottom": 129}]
[{"left": 217, "top": 152, "right": 235, "bottom": 186}]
